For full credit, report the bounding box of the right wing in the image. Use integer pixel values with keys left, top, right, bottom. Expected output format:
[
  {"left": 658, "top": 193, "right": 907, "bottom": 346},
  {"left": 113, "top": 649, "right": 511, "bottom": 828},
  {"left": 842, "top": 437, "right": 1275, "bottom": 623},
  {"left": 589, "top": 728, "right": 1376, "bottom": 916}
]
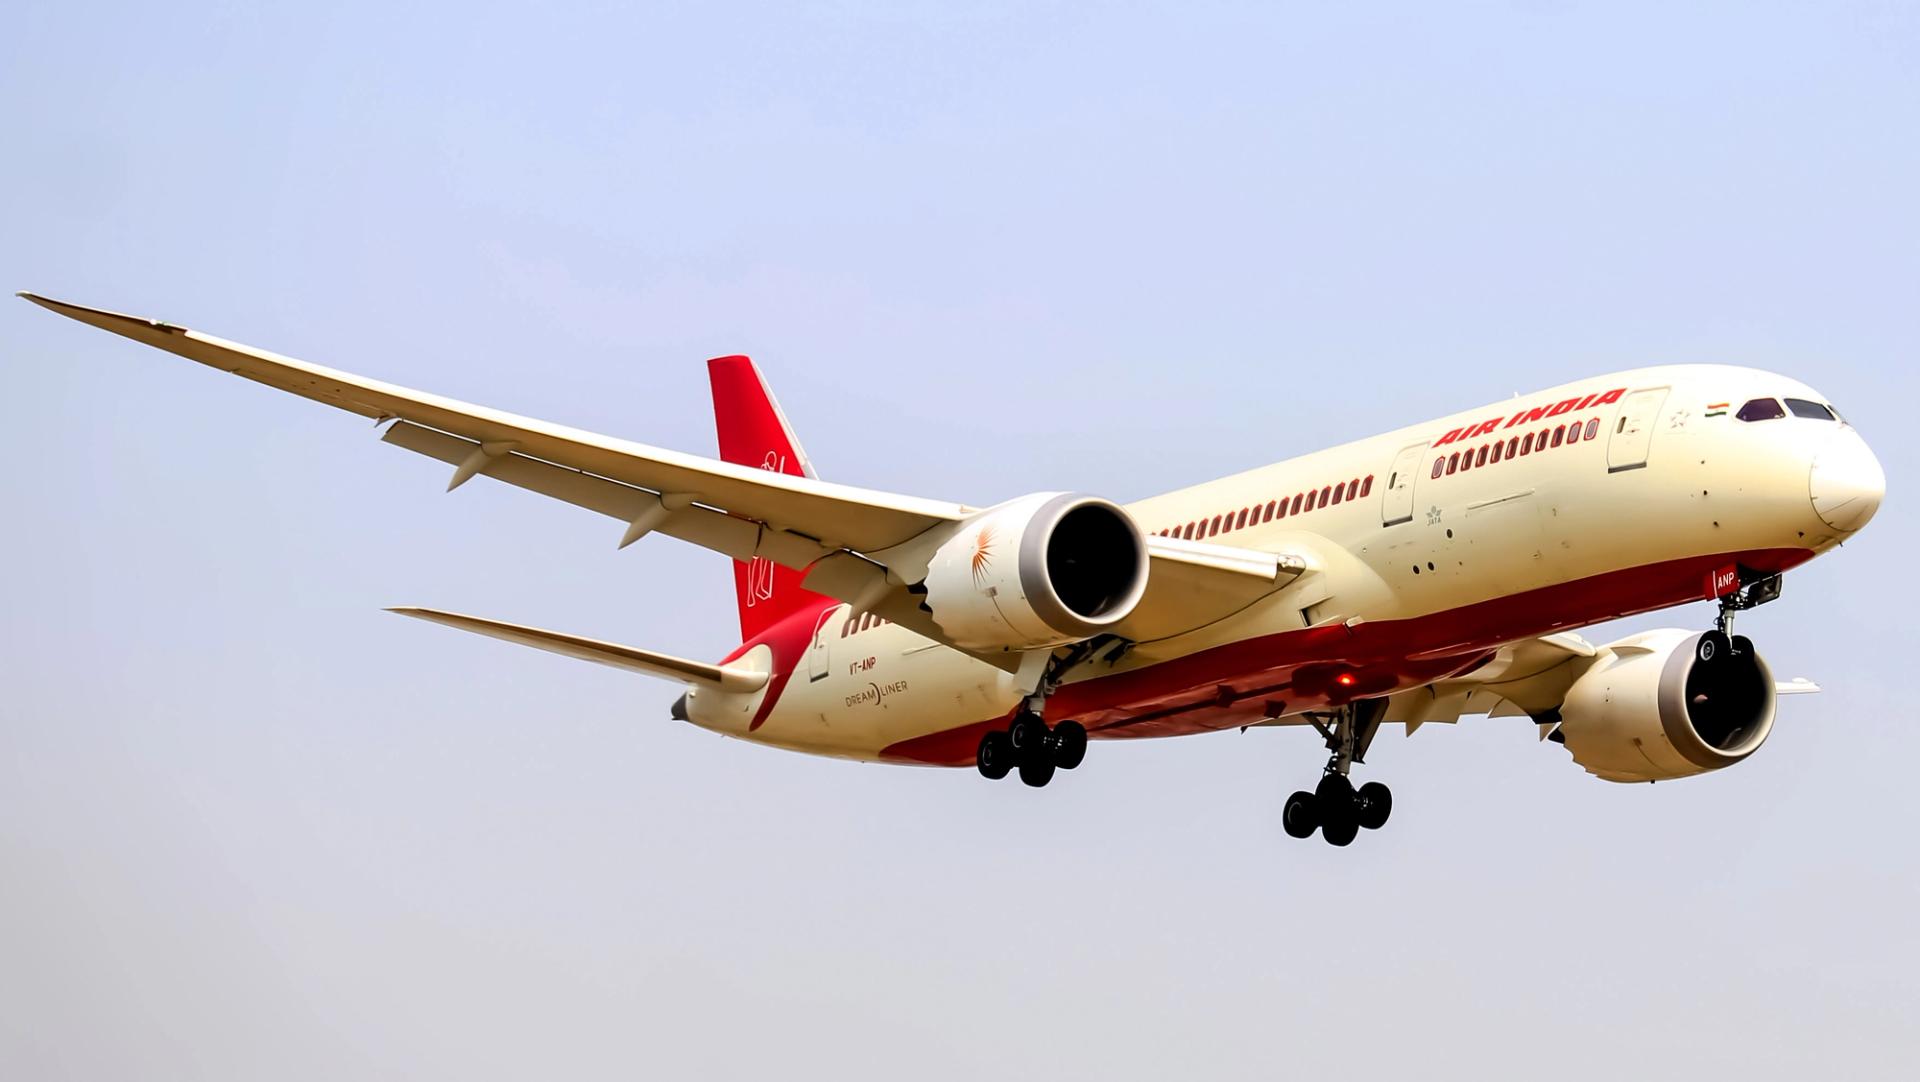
[{"left": 24, "top": 293, "right": 1312, "bottom": 665}]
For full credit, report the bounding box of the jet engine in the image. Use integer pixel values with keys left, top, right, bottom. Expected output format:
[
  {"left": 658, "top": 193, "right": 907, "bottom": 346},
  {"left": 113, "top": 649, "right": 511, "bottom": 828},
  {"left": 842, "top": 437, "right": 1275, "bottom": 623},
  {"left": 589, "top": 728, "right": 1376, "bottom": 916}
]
[
  {"left": 918, "top": 492, "right": 1148, "bottom": 652},
  {"left": 1557, "top": 628, "right": 1777, "bottom": 782}
]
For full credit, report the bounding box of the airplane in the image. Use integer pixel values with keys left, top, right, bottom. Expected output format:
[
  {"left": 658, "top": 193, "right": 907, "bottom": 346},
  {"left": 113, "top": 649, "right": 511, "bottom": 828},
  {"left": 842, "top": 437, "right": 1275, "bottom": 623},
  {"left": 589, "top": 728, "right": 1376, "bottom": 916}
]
[{"left": 18, "top": 292, "right": 1886, "bottom": 846}]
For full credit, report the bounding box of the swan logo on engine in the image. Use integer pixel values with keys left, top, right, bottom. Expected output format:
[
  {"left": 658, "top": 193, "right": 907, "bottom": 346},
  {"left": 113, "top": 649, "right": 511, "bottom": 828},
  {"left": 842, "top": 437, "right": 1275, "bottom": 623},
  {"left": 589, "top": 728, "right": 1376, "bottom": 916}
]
[
  {"left": 970, "top": 526, "right": 996, "bottom": 587},
  {"left": 846, "top": 680, "right": 909, "bottom": 708}
]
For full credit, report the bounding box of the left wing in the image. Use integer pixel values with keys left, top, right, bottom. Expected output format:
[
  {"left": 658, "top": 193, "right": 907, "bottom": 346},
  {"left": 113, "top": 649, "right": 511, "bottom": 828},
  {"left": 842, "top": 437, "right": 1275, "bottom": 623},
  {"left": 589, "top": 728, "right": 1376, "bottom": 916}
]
[
  {"left": 23, "top": 294, "right": 1307, "bottom": 667},
  {"left": 1372, "top": 633, "right": 1820, "bottom": 735}
]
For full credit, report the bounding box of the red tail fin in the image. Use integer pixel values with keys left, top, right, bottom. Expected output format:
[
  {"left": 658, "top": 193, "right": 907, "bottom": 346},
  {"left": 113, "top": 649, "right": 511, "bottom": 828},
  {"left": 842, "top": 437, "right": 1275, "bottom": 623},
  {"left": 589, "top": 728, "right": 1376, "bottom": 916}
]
[{"left": 708, "top": 355, "right": 832, "bottom": 641}]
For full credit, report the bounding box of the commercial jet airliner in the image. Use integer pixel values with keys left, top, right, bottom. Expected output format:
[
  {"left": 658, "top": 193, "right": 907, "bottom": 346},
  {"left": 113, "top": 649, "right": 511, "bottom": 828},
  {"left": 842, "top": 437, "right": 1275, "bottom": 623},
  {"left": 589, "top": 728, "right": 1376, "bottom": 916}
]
[{"left": 21, "top": 293, "right": 1886, "bottom": 845}]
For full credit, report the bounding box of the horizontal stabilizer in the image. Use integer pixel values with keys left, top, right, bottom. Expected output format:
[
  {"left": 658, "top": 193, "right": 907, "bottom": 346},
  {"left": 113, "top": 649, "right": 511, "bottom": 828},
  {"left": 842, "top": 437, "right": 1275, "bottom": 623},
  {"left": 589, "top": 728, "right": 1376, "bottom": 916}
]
[
  {"left": 387, "top": 607, "right": 767, "bottom": 693},
  {"left": 1776, "top": 678, "right": 1821, "bottom": 695}
]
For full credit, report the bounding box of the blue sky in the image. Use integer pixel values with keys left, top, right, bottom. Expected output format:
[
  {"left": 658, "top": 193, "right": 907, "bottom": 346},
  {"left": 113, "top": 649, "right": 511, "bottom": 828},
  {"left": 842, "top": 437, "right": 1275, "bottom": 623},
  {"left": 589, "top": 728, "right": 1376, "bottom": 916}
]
[{"left": 3, "top": 2, "right": 1915, "bottom": 1078}]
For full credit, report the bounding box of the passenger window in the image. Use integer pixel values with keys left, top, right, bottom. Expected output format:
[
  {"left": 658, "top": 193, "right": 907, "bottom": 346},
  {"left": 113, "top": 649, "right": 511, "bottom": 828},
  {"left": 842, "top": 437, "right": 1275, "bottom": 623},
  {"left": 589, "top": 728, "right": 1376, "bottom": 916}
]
[
  {"left": 1520, "top": 433, "right": 1533, "bottom": 455},
  {"left": 1431, "top": 458, "right": 1444, "bottom": 480},
  {"left": 1210, "top": 515, "right": 1223, "bottom": 536},
  {"left": 1348, "top": 478, "right": 1360, "bottom": 499},
  {"left": 1360, "top": 476, "right": 1373, "bottom": 497},
  {"left": 1584, "top": 418, "right": 1599, "bottom": 441},
  {"left": 1321, "top": 485, "right": 1333, "bottom": 506},
  {"left": 1506, "top": 436, "right": 1519, "bottom": 458},
  {"left": 1182, "top": 523, "right": 1195, "bottom": 540},
  {"left": 1475, "top": 446, "right": 1488, "bottom": 467},
  {"left": 1490, "top": 442, "right": 1503, "bottom": 463},
  {"left": 1785, "top": 398, "right": 1834, "bottom": 420},
  {"left": 1291, "top": 494, "right": 1304, "bottom": 515},
  {"left": 1330, "top": 485, "right": 1343, "bottom": 506},
  {"left": 1236, "top": 508, "right": 1249, "bottom": 529},
  {"left": 1447, "top": 453, "right": 1459, "bottom": 475},
  {"left": 1736, "top": 398, "right": 1785, "bottom": 422},
  {"left": 1550, "top": 426, "right": 1564, "bottom": 448},
  {"left": 1264, "top": 500, "right": 1277, "bottom": 521}
]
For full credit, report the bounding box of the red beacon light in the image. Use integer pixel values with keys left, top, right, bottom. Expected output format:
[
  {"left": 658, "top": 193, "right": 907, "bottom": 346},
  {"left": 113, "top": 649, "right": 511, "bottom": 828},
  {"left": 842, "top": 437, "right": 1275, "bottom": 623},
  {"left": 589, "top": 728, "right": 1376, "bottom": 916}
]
[{"left": 1335, "top": 672, "right": 1357, "bottom": 688}]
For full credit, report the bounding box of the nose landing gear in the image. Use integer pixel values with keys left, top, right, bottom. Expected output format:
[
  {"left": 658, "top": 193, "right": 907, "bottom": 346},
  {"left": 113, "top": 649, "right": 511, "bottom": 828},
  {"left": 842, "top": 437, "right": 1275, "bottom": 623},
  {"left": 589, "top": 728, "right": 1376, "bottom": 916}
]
[
  {"left": 1283, "top": 699, "right": 1394, "bottom": 847},
  {"left": 976, "top": 712, "right": 1087, "bottom": 788}
]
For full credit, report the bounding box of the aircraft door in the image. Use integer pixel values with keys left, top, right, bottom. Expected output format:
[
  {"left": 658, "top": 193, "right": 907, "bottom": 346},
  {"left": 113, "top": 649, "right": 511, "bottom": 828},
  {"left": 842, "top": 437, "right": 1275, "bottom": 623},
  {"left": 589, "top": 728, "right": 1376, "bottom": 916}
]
[
  {"left": 1381, "top": 441, "right": 1428, "bottom": 526},
  {"left": 1607, "top": 387, "right": 1670, "bottom": 473},
  {"left": 808, "top": 606, "right": 839, "bottom": 682}
]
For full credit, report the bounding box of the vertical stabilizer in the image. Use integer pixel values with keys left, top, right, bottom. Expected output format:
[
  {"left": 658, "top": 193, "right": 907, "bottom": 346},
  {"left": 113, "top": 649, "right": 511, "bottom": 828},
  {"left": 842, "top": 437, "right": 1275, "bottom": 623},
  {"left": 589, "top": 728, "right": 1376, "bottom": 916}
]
[{"left": 708, "top": 355, "right": 832, "bottom": 640}]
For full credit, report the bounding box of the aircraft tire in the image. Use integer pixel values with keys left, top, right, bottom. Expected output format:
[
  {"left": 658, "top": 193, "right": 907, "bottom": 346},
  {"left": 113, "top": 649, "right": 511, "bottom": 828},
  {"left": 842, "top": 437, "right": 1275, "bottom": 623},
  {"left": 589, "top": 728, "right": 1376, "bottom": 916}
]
[
  {"left": 1357, "top": 781, "right": 1392, "bottom": 830},
  {"left": 1008, "top": 713, "right": 1048, "bottom": 753},
  {"left": 1018, "top": 751, "right": 1056, "bottom": 788},
  {"left": 1283, "top": 791, "right": 1319, "bottom": 839},
  {"left": 1053, "top": 721, "right": 1088, "bottom": 770},
  {"left": 977, "top": 731, "right": 1014, "bottom": 780},
  {"left": 1315, "top": 773, "right": 1359, "bottom": 845},
  {"left": 1698, "top": 630, "right": 1731, "bottom": 664}
]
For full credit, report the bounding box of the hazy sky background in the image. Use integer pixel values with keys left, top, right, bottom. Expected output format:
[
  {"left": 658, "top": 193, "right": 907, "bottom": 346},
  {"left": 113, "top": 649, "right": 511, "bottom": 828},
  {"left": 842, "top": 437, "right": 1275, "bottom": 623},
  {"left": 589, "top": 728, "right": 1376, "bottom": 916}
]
[{"left": 2, "top": 2, "right": 1915, "bottom": 1078}]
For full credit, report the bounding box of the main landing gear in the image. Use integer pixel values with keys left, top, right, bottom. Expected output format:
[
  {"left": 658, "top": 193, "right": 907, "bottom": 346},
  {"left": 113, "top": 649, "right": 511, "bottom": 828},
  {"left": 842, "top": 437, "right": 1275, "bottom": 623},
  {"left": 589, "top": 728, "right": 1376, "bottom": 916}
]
[
  {"left": 1282, "top": 699, "right": 1393, "bottom": 847},
  {"left": 976, "top": 712, "right": 1087, "bottom": 788}
]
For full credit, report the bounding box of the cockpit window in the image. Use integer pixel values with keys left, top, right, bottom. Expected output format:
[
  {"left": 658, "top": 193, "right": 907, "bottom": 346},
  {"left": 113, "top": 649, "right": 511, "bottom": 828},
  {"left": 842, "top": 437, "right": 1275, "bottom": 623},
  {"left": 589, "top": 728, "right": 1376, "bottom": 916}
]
[
  {"left": 1785, "top": 398, "right": 1834, "bottom": 420},
  {"left": 1736, "top": 398, "right": 1785, "bottom": 422}
]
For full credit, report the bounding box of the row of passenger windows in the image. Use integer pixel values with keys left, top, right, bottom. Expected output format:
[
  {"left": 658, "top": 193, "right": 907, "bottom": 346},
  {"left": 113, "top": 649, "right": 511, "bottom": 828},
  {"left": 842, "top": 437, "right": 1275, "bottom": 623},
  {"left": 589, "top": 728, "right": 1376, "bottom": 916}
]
[
  {"left": 1431, "top": 418, "right": 1600, "bottom": 479},
  {"left": 1153, "top": 475, "right": 1376, "bottom": 541},
  {"left": 842, "top": 611, "right": 891, "bottom": 637},
  {"left": 1737, "top": 397, "right": 1840, "bottom": 422}
]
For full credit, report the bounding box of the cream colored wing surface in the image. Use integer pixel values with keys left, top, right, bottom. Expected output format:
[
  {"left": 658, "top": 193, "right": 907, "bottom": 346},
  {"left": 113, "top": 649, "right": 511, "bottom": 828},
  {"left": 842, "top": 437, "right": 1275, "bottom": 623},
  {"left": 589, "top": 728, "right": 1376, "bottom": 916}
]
[
  {"left": 19, "top": 294, "right": 969, "bottom": 552},
  {"left": 25, "top": 293, "right": 1316, "bottom": 661},
  {"left": 1116, "top": 536, "right": 1310, "bottom": 642},
  {"left": 387, "top": 607, "right": 768, "bottom": 692},
  {"left": 1378, "top": 633, "right": 1598, "bottom": 732}
]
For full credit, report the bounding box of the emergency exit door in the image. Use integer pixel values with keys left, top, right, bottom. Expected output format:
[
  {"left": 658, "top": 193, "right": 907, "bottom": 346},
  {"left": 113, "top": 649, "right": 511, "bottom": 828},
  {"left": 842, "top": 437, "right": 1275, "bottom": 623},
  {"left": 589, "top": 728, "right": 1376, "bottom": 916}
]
[
  {"left": 1381, "top": 442, "right": 1428, "bottom": 526},
  {"left": 1607, "top": 387, "right": 1669, "bottom": 473}
]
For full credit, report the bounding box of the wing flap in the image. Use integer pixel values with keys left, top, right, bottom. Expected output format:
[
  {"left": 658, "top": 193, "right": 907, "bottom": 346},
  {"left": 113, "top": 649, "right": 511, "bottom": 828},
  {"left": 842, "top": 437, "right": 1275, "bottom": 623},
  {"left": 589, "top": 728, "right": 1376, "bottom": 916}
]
[
  {"left": 1113, "top": 537, "right": 1310, "bottom": 641},
  {"left": 388, "top": 607, "right": 767, "bottom": 693}
]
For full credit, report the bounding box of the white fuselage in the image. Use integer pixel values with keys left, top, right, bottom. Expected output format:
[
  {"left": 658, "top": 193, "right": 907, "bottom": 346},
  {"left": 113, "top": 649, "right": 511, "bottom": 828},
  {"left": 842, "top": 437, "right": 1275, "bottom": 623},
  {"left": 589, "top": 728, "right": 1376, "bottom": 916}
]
[{"left": 685, "top": 364, "right": 1878, "bottom": 765}]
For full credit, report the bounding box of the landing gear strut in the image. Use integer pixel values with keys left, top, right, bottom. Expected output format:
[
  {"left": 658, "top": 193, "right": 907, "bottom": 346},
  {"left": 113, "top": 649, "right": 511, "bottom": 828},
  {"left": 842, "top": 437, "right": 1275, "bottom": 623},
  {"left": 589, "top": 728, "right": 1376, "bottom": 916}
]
[
  {"left": 976, "top": 712, "right": 1086, "bottom": 787},
  {"left": 1282, "top": 699, "right": 1394, "bottom": 847},
  {"left": 973, "top": 641, "right": 1103, "bottom": 788},
  {"left": 1700, "top": 572, "right": 1783, "bottom": 664}
]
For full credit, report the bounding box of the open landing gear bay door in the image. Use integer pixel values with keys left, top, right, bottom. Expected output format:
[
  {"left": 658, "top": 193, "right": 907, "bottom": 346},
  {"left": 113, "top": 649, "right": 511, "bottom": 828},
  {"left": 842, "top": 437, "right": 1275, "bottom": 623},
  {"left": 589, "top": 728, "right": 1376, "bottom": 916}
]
[{"left": 23, "top": 294, "right": 1308, "bottom": 663}]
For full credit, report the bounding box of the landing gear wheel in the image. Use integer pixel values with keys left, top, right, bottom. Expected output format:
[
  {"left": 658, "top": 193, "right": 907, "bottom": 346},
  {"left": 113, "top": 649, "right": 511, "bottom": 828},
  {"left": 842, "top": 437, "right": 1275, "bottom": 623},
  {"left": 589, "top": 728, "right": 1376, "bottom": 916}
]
[
  {"left": 1315, "top": 773, "right": 1359, "bottom": 847},
  {"left": 1017, "top": 751, "right": 1057, "bottom": 788},
  {"left": 1053, "top": 721, "right": 1088, "bottom": 770},
  {"left": 1356, "top": 781, "right": 1393, "bottom": 830},
  {"left": 1008, "top": 713, "right": 1049, "bottom": 754},
  {"left": 976, "top": 731, "right": 1013, "bottom": 780},
  {"left": 1283, "top": 791, "right": 1319, "bottom": 839},
  {"left": 1698, "top": 629, "right": 1730, "bottom": 664}
]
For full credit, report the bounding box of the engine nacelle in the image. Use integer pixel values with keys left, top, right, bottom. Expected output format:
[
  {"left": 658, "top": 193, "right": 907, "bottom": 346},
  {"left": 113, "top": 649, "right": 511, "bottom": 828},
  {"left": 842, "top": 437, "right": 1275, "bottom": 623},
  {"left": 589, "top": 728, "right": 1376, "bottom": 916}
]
[
  {"left": 919, "top": 492, "right": 1148, "bottom": 652},
  {"left": 1558, "top": 628, "right": 1776, "bottom": 783}
]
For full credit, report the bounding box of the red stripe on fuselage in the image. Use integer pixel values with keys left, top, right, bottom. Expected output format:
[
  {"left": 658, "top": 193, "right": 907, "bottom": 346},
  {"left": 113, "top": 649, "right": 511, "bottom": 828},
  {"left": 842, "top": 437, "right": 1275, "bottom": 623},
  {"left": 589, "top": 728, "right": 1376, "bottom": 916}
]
[{"left": 876, "top": 546, "right": 1815, "bottom": 766}]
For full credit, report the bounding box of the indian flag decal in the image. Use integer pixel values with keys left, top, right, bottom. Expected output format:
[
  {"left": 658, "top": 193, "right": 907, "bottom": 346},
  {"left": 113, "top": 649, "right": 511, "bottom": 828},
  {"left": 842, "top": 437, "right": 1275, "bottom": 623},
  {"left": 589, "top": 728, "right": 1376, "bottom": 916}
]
[{"left": 1705, "top": 401, "right": 1730, "bottom": 417}]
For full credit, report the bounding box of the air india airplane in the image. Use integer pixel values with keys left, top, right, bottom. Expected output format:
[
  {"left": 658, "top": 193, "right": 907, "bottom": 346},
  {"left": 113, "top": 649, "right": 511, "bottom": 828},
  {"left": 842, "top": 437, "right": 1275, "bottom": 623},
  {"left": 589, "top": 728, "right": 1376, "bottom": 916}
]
[{"left": 20, "top": 293, "right": 1886, "bottom": 846}]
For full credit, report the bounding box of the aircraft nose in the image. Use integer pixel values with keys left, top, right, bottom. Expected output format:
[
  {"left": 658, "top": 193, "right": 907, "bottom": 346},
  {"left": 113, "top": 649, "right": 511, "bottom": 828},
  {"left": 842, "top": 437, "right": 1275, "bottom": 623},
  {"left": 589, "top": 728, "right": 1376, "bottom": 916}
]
[{"left": 1809, "top": 430, "right": 1885, "bottom": 532}]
